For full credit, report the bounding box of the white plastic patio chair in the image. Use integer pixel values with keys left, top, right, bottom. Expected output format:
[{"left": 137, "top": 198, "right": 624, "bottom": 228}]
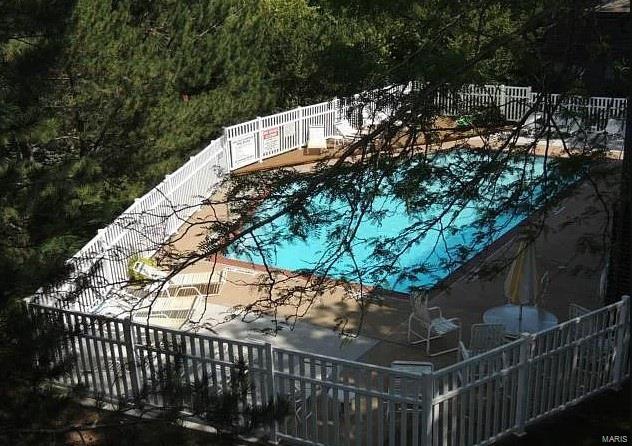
[
  {"left": 586, "top": 130, "right": 608, "bottom": 148},
  {"left": 362, "top": 108, "right": 388, "bottom": 127},
  {"left": 458, "top": 323, "right": 506, "bottom": 360},
  {"left": 407, "top": 291, "right": 461, "bottom": 356},
  {"left": 567, "top": 301, "right": 615, "bottom": 392},
  {"left": 387, "top": 361, "right": 433, "bottom": 420},
  {"left": 605, "top": 118, "right": 625, "bottom": 138},
  {"left": 604, "top": 118, "right": 625, "bottom": 150},
  {"left": 568, "top": 303, "right": 590, "bottom": 319},
  {"left": 390, "top": 361, "right": 433, "bottom": 396},
  {"left": 335, "top": 119, "right": 366, "bottom": 142},
  {"left": 306, "top": 124, "right": 327, "bottom": 154},
  {"left": 521, "top": 112, "right": 543, "bottom": 137}
]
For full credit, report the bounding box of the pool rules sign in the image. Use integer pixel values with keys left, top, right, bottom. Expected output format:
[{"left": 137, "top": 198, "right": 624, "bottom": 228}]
[
  {"left": 262, "top": 127, "right": 280, "bottom": 155},
  {"left": 230, "top": 134, "right": 256, "bottom": 167}
]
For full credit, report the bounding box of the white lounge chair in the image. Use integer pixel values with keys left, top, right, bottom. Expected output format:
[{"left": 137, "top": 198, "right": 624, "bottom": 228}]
[
  {"left": 407, "top": 291, "right": 461, "bottom": 356},
  {"left": 555, "top": 115, "right": 590, "bottom": 148},
  {"left": 584, "top": 129, "right": 609, "bottom": 149},
  {"left": 170, "top": 271, "right": 227, "bottom": 296},
  {"left": 132, "top": 261, "right": 168, "bottom": 280},
  {"left": 553, "top": 113, "right": 582, "bottom": 137},
  {"left": 132, "top": 261, "right": 227, "bottom": 297},
  {"left": 390, "top": 361, "right": 433, "bottom": 376},
  {"left": 563, "top": 119, "right": 583, "bottom": 137},
  {"left": 458, "top": 323, "right": 506, "bottom": 360},
  {"left": 133, "top": 295, "right": 198, "bottom": 329},
  {"left": 305, "top": 124, "right": 327, "bottom": 154}
]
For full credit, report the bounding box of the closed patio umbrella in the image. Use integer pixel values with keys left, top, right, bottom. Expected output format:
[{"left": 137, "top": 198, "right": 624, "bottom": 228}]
[
  {"left": 504, "top": 240, "right": 539, "bottom": 306},
  {"left": 483, "top": 239, "right": 557, "bottom": 334},
  {"left": 483, "top": 240, "right": 557, "bottom": 335}
]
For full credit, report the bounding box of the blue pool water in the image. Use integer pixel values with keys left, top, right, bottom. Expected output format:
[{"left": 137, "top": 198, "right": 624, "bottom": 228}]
[{"left": 228, "top": 151, "right": 559, "bottom": 293}]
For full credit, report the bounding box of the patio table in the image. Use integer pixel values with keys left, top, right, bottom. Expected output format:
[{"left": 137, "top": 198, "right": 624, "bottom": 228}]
[{"left": 483, "top": 304, "right": 558, "bottom": 335}]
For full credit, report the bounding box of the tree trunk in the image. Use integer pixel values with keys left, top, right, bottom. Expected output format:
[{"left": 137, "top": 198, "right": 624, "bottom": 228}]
[{"left": 605, "top": 95, "right": 632, "bottom": 304}]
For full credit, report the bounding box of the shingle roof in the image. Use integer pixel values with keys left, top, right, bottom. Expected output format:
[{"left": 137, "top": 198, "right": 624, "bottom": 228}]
[{"left": 597, "top": 0, "right": 630, "bottom": 13}]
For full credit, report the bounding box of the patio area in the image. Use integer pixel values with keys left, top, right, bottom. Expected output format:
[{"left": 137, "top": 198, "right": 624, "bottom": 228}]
[{"left": 38, "top": 83, "right": 628, "bottom": 445}]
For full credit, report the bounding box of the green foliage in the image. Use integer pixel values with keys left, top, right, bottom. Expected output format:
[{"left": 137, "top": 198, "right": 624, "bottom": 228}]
[
  {"left": 0, "top": 303, "right": 78, "bottom": 444},
  {"left": 1, "top": 0, "right": 571, "bottom": 307},
  {"left": 0, "top": 303, "right": 287, "bottom": 444},
  {"left": 191, "top": 361, "right": 290, "bottom": 439},
  {"left": 470, "top": 105, "right": 505, "bottom": 127},
  {"left": 456, "top": 115, "right": 473, "bottom": 127},
  {"left": 0, "top": 0, "right": 623, "bottom": 439},
  {"left": 134, "top": 349, "right": 289, "bottom": 443}
]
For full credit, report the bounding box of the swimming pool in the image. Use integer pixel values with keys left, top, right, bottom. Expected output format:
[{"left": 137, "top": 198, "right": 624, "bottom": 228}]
[{"left": 227, "top": 150, "right": 565, "bottom": 293}]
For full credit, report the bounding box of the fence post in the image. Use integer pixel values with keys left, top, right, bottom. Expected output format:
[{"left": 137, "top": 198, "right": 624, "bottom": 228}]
[
  {"left": 420, "top": 372, "right": 434, "bottom": 445},
  {"left": 327, "top": 99, "right": 336, "bottom": 136},
  {"left": 331, "top": 97, "right": 339, "bottom": 122},
  {"left": 265, "top": 342, "right": 278, "bottom": 443},
  {"left": 256, "top": 117, "right": 263, "bottom": 163},
  {"left": 499, "top": 85, "right": 506, "bottom": 119},
  {"left": 524, "top": 86, "right": 533, "bottom": 119},
  {"left": 611, "top": 295, "right": 630, "bottom": 386},
  {"left": 97, "top": 229, "right": 114, "bottom": 303},
  {"left": 297, "top": 106, "right": 304, "bottom": 147},
  {"left": 122, "top": 318, "right": 140, "bottom": 400},
  {"left": 220, "top": 134, "right": 230, "bottom": 171},
  {"left": 514, "top": 334, "right": 532, "bottom": 436},
  {"left": 222, "top": 129, "right": 233, "bottom": 171}
]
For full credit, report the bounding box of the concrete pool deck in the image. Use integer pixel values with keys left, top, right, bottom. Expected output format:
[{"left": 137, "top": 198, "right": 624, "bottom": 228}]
[
  {"left": 148, "top": 134, "right": 622, "bottom": 371},
  {"left": 232, "top": 129, "right": 624, "bottom": 176}
]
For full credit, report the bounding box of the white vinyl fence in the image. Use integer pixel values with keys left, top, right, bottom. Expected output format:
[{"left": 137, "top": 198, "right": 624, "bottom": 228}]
[
  {"left": 434, "top": 84, "right": 531, "bottom": 121},
  {"left": 30, "top": 295, "right": 630, "bottom": 446},
  {"left": 35, "top": 138, "right": 228, "bottom": 310},
  {"left": 224, "top": 101, "right": 338, "bottom": 169},
  {"left": 430, "top": 84, "right": 627, "bottom": 131}
]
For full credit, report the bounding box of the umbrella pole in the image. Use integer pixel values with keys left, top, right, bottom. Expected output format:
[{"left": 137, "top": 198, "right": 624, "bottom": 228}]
[{"left": 519, "top": 304, "right": 524, "bottom": 331}]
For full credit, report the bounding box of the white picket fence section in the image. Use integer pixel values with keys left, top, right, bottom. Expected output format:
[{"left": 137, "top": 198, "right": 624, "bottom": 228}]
[
  {"left": 539, "top": 94, "right": 628, "bottom": 132},
  {"left": 30, "top": 295, "right": 630, "bottom": 445},
  {"left": 35, "top": 138, "right": 228, "bottom": 310},
  {"left": 224, "top": 101, "right": 338, "bottom": 169},
  {"left": 430, "top": 84, "right": 627, "bottom": 131}
]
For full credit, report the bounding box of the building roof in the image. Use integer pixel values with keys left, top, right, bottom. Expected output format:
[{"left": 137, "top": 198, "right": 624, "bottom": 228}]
[{"left": 597, "top": 0, "right": 630, "bottom": 13}]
